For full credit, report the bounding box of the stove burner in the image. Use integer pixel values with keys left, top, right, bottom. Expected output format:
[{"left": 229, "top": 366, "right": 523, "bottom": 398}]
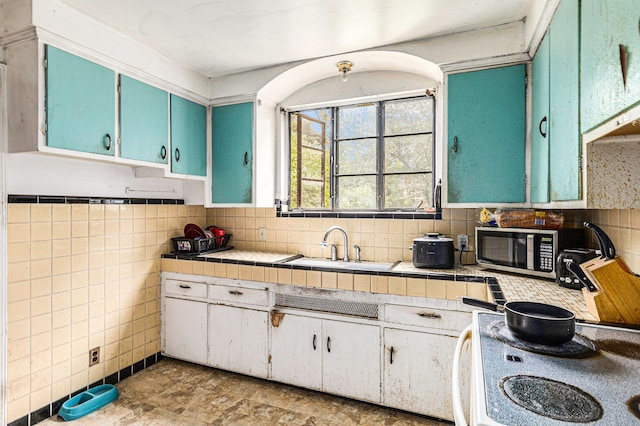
[
  {"left": 628, "top": 395, "right": 640, "bottom": 420},
  {"left": 500, "top": 375, "right": 603, "bottom": 423},
  {"left": 489, "top": 320, "right": 598, "bottom": 358},
  {"left": 598, "top": 339, "right": 640, "bottom": 360}
]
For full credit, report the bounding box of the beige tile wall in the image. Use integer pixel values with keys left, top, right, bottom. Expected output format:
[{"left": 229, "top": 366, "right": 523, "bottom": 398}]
[
  {"left": 6, "top": 202, "right": 206, "bottom": 423},
  {"left": 205, "top": 208, "right": 481, "bottom": 263},
  {"left": 589, "top": 209, "right": 640, "bottom": 273}
]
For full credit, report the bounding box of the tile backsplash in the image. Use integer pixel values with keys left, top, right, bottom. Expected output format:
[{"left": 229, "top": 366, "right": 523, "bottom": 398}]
[{"left": 6, "top": 202, "right": 205, "bottom": 423}]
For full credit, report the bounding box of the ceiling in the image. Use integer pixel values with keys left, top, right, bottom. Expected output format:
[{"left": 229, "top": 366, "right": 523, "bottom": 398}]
[{"left": 59, "top": 0, "right": 536, "bottom": 78}]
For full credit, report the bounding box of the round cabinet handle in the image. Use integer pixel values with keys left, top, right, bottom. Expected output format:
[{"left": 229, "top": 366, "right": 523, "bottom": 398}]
[
  {"left": 312, "top": 334, "right": 317, "bottom": 350},
  {"left": 327, "top": 336, "right": 331, "bottom": 353},
  {"left": 243, "top": 151, "right": 248, "bottom": 165},
  {"left": 418, "top": 311, "right": 442, "bottom": 319},
  {"left": 175, "top": 148, "right": 181, "bottom": 162},
  {"left": 178, "top": 284, "right": 191, "bottom": 289},
  {"left": 390, "top": 346, "right": 395, "bottom": 364},
  {"left": 161, "top": 145, "right": 167, "bottom": 160},
  {"left": 103, "top": 133, "right": 112, "bottom": 151},
  {"left": 453, "top": 136, "right": 458, "bottom": 153},
  {"left": 539, "top": 116, "right": 548, "bottom": 138}
]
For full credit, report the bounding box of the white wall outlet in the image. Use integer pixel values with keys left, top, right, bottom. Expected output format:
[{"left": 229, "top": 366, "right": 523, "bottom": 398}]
[
  {"left": 457, "top": 234, "right": 469, "bottom": 251},
  {"left": 258, "top": 227, "right": 266, "bottom": 241}
]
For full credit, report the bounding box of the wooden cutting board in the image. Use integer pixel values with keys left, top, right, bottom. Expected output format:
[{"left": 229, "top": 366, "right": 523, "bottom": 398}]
[{"left": 580, "top": 255, "right": 640, "bottom": 325}]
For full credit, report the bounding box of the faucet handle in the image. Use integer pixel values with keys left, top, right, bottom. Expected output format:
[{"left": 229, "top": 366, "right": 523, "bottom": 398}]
[
  {"left": 320, "top": 241, "right": 328, "bottom": 248},
  {"left": 353, "top": 245, "right": 361, "bottom": 262}
]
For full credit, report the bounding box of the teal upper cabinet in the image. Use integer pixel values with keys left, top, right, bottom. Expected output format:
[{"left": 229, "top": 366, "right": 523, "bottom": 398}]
[
  {"left": 548, "top": 0, "right": 580, "bottom": 201},
  {"left": 45, "top": 45, "right": 116, "bottom": 156},
  {"left": 120, "top": 75, "right": 169, "bottom": 164},
  {"left": 211, "top": 102, "right": 254, "bottom": 204},
  {"left": 447, "top": 64, "right": 526, "bottom": 204},
  {"left": 531, "top": 33, "right": 551, "bottom": 203},
  {"left": 581, "top": 0, "right": 640, "bottom": 132},
  {"left": 170, "top": 94, "right": 207, "bottom": 177}
]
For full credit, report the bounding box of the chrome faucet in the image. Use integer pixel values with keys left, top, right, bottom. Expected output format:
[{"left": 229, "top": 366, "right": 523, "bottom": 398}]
[{"left": 321, "top": 225, "right": 349, "bottom": 262}]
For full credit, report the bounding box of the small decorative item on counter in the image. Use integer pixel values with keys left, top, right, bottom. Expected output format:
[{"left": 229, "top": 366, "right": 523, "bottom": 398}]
[{"left": 495, "top": 209, "right": 564, "bottom": 229}]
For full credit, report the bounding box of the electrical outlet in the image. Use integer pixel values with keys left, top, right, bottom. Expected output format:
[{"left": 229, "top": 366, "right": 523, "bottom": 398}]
[
  {"left": 89, "top": 347, "right": 100, "bottom": 366},
  {"left": 457, "top": 234, "right": 469, "bottom": 251},
  {"left": 258, "top": 227, "right": 266, "bottom": 241}
]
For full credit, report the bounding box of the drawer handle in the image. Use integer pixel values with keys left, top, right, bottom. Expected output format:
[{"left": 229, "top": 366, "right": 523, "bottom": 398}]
[
  {"left": 313, "top": 334, "right": 317, "bottom": 351},
  {"left": 179, "top": 284, "right": 191, "bottom": 289},
  {"left": 390, "top": 346, "right": 395, "bottom": 364},
  {"left": 228, "top": 290, "right": 244, "bottom": 296},
  {"left": 418, "top": 311, "right": 441, "bottom": 319}
]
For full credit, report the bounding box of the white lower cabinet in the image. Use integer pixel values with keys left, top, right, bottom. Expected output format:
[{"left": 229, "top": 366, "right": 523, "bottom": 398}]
[
  {"left": 163, "top": 297, "right": 208, "bottom": 364},
  {"left": 270, "top": 314, "right": 381, "bottom": 403},
  {"left": 383, "top": 327, "right": 470, "bottom": 421},
  {"left": 208, "top": 304, "right": 269, "bottom": 378}
]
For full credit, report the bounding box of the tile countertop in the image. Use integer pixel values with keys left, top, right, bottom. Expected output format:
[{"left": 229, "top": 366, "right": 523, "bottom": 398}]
[{"left": 163, "top": 249, "right": 596, "bottom": 322}]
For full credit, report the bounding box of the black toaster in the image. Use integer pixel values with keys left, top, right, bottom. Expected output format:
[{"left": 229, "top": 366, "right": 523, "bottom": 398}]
[{"left": 556, "top": 248, "right": 599, "bottom": 289}]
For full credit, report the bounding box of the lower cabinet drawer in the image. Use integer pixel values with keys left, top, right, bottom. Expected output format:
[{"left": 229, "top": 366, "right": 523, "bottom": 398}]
[
  {"left": 209, "top": 284, "right": 269, "bottom": 306},
  {"left": 165, "top": 279, "right": 207, "bottom": 298},
  {"left": 384, "top": 304, "right": 471, "bottom": 332}
]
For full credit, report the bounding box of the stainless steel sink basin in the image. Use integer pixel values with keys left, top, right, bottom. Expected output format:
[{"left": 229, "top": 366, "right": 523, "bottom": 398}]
[{"left": 286, "top": 257, "right": 395, "bottom": 272}]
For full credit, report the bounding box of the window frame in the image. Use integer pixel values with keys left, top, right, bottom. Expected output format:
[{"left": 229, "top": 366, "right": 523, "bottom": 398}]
[{"left": 287, "top": 94, "right": 436, "bottom": 212}]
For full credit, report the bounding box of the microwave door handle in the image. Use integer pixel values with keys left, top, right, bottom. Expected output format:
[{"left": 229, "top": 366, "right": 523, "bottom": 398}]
[{"left": 527, "top": 234, "right": 535, "bottom": 270}]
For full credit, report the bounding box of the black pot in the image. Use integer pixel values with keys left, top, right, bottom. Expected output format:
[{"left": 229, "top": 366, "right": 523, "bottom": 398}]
[{"left": 412, "top": 233, "right": 455, "bottom": 269}]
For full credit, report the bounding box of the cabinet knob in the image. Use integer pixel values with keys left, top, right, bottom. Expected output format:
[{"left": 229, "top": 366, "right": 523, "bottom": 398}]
[
  {"left": 175, "top": 148, "right": 181, "bottom": 162},
  {"left": 161, "top": 145, "right": 167, "bottom": 160},
  {"left": 453, "top": 136, "right": 458, "bottom": 153},
  {"left": 539, "top": 116, "right": 548, "bottom": 138},
  {"left": 103, "top": 133, "right": 112, "bottom": 151}
]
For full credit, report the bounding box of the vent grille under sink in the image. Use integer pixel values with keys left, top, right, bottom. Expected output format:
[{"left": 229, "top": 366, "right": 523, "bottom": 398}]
[{"left": 275, "top": 293, "right": 379, "bottom": 319}]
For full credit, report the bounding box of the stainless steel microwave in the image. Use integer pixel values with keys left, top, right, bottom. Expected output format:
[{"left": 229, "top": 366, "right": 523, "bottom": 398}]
[{"left": 475, "top": 227, "right": 585, "bottom": 279}]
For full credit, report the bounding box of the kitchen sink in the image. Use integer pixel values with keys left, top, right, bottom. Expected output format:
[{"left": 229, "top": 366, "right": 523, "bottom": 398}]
[{"left": 285, "top": 257, "right": 395, "bottom": 272}]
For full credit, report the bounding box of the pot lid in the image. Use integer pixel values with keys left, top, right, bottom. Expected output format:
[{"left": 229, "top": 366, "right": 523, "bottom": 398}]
[{"left": 413, "top": 232, "right": 453, "bottom": 242}]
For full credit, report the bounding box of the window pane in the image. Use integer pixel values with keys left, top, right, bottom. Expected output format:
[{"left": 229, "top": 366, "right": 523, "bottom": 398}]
[
  {"left": 384, "top": 134, "right": 432, "bottom": 173},
  {"left": 300, "top": 181, "right": 326, "bottom": 208},
  {"left": 384, "top": 173, "right": 432, "bottom": 209},
  {"left": 338, "top": 138, "right": 376, "bottom": 175},
  {"left": 337, "top": 176, "right": 377, "bottom": 209},
  {"left": 302, "top": 148, "right": 324, "bottom": 179},
  {"left": 338, "top": 104, "right": 377, "bottom": 139},
  {"left": 384, "top": 98, "right": 432, "bottom": 135}
]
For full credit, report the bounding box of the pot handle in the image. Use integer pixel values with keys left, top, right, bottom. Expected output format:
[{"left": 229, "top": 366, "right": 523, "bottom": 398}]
[{"left": 462, "top": 297, "right": 500, "bottom": 312}]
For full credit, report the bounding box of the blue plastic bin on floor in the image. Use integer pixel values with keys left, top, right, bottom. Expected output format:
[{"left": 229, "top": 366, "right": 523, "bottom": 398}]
[{"left": 58, "top": 384, "right": 119, "bottom": 421}]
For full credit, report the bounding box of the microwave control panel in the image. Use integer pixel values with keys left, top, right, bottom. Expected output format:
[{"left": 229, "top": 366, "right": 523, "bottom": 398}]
[{"left": 536, "top": 235, "right": 554, "bottom": 272}]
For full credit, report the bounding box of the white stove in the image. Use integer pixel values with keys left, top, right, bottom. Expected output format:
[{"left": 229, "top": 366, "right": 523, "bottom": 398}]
[{"left": 454, "top": 311, "right": 640, "bottom": 426}]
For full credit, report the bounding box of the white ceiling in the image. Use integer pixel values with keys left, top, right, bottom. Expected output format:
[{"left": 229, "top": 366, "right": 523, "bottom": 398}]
[{"left": 58, "top": 0, "right": 536, "bottom": 78}]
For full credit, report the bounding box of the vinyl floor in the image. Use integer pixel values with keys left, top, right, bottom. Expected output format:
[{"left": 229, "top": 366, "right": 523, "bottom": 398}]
[{"left": 40, "top": 358, "right": 449, "bottom": 425}]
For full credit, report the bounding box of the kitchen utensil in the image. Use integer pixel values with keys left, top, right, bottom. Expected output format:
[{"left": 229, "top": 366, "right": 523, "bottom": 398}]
[
  {"left": 584, "top": 221, "right": 616, "bottom": 259},
  {"left": 566, "top": 261, "right": 598, "bottom": 292},
  {"left": 462, "top": 297, "right": 576, "bottom": 344},
  {"left": 184, "top": 223, "right": 206, "bottom": 240},
  {"left": 556, "top": 248, "right": 599, "bottom": 290},
  {"left": 411, "top": 233, "right": 454, "bottom": 269}
]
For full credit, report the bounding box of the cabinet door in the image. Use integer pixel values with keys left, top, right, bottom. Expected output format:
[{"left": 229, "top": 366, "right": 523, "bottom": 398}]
[
  {"left": 447, "top": 65, "right": 526, "bottom": 203},
  {"left": 163, "top": 297, "right": 208, "bottom": 364},
  {"left": 170, "top": 94, "right": 207, "bottom": 176},
  {"left": 211, "top": 102, "right": 253, "bottom": 204},
  {"left": 530, "top": 33, "right": 550, "bottom": 203},
  {"left": 581, "top": 0, "right": 640, "bottom": 132},
  {"left": 549, "top": 0, "right": 581, "bottom": 201},
  {"left": 120, "top": 75, "right": 169, "bottom": 164},
  {"left": 383, "top": 328, "right": 469, "bottom": 421},
  {"left": 322, "top": 319, "right": 381, "bottom": 403},
  {"left": 208, "top": 304, "right": 269, "bottom": 378},
  {"left": 45, "top": 45, "right": 115, "bottom": 155},
  {"left": 270, "top": 314, "right": 323, "bottom": 390}
]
